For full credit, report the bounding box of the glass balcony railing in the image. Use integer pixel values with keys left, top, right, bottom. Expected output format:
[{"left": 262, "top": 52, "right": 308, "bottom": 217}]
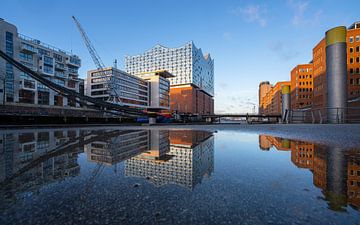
[
  {"left": 54, "top": 71, "right": 66, "bottom": 78},
  {"left": 55, "top": 63, "right": 66, "bottom": 70},
  {"left": 20, "top": 43, "right": 37, "bottom": 54},
  {"left": 68, "top": 68, "right": 78, "bottom": 74}
]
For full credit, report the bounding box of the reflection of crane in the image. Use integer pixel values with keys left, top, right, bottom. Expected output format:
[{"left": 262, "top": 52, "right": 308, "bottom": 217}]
[{"left": 72, "top": 16, "right": 121, "bottom": 105}]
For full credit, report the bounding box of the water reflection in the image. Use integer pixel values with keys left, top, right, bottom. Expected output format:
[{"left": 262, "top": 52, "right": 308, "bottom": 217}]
[
  {"left": 259, "top": 134, "right": 360, "bottom": 211},
  {"left": 125, "top": 130, "right": 214, "bottom": 189},
  {"left": 0, "top": 129, "right": 214, "bottom": 205}
]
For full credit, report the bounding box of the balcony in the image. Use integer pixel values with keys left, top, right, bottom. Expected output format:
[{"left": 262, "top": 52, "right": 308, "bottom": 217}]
[
  {"left": 68, "top": 67, "right": 78, "bottom": 75},
  {"left": 55, "top": 63, "right": 66, "bottom": 71},
  {"left": 66, "top": 56, "right": 81, "bottom": 67},
  {"left": 20, "top": 43, "right": 37, "bottom": 54},
  {"left": 20, "top": 79, "right": 36, "bottom": 90},
  {"left": 54, "top": 71, "right": 67, "bottom": 79}
]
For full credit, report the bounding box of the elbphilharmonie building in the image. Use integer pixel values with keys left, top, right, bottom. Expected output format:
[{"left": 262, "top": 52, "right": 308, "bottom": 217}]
[{"left": 125, "top": 41, "right": 214, "bottom": 115}]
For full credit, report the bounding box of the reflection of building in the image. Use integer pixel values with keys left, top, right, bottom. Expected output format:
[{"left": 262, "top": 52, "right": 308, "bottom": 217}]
[
  {"left": 290, "top": 141, "right": 315, "bottom": 169},
  {"left": 259, "top": 135, "right": 291, "bottom": 151},
  {"left": 347, "top": 150, "right": 360, "bottom": 209},
  {"left": 125, "top": 130, "right": 214, "bottom": 189},
  {"left": 0, "top": 129, "right": 84, "bottom": 200},
  {"left": 125, "top": 42, "right": 214, "bottom": 115},
  {"left": 260, "top": 134, "right": 360, "bottom": 211},
  {"left": 84, "top": 130, "right": 150, "bottom": 166}
]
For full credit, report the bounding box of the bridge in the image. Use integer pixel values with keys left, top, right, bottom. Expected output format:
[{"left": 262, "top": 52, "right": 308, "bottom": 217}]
[
  {"left": 202, "top": 114, "right": 282, "bottom": 123},
  {"left": 0, "top": 49, "right": 146, "bottom": 119}
]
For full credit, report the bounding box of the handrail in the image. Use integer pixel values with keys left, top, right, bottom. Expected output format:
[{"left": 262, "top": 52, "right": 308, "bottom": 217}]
[{"left": 288, "top": 107, "right": 360, "bottom": 124}]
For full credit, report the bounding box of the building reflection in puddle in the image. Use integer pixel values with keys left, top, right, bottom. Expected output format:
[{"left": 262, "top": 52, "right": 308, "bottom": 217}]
[
  {"left": 259, "top": 134, "right": 360, "bottom": 211},
  {"left": 0, "top": 129, "right": 215, "bottom": 204},
  {"left": 125, "top": 130, "right": 214, "bottom": 189}
]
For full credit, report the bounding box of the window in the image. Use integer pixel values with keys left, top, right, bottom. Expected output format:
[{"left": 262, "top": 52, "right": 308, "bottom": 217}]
[
  {"left": 350, "top": 68, "right": 354, "bottom": 74},
  {"left": 356, "top": 35, "right": 360, "bottom": 42},
  {"left": 350, "top": 58, "right": 354, "bottom": 64},
  {"left": 357, "top": 57, "right": 360, "bottom": 63},
  {"left": 350, "top": 79, "right": 354, "bottom": 85},
  {"left": 349, "top": 37, "right": 354, "bottom": 43},
  {"left": 19, "top": 52, "right": 33, "bottom": 62},
  {"left": 357, "top": 46, "right": 360, "bottom": 52},
  {"left": 350, "top": 47, "right": 354, "bottom": 53},
  {"left": 43, "top": 65, "right": 53, "bottom": 74},
  {"left": 356, "top": 68, "right": 360, "bottom": 74}
]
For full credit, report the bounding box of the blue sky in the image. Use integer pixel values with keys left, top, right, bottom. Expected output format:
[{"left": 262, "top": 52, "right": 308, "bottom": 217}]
[{"left": 2, "top": 0, "right": 359, "bottom": 113}]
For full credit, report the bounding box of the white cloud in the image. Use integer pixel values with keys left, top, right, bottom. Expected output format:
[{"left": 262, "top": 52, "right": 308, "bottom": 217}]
[
  {"left": 231, "top": 5, "right": 267, "bottom": 27},
  {"left": 222, "top": 32, "right": 232, "bottom": 40},
  {"left": 288, "top": 0, "right": 322, "bottom": 26}
]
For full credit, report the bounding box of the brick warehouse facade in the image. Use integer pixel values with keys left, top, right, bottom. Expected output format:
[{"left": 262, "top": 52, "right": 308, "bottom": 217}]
[{"left": 259, "top": 21, "right": 360, "bottom": 116}]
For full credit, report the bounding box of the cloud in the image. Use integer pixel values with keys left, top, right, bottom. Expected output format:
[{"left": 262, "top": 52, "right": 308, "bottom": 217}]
[
  {"left": 222, "top": 32, "right": 232, "bottom": 40},
  {"left": 269, "top": 41, "right": 299, "bottom": 61},
  {"left": 288, "top": 0, "right": 323, "bottom": 26},
  {"left": 231, "top": 5, "right": 267, "bottom": 27}
]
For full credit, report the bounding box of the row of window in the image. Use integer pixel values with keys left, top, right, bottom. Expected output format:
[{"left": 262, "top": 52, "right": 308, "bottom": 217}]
[
  {"left": 350, "top": 78, "right": 360, "bottom": 85},
  {"left": 349, "top": 46, "right": 360, "bottom": 53},
  {"left": 349, "top": 36, "right": 360, "bottom": 43},
  {"left": 299, "top": 81, "right": 312, "bottom": 85},
  {"left": 349, "top": 57, "right": 360, "bottom": 64},
  {"left": 298, "top": 75, "right": 312, "bottom": 79},
  {"left": 349, "top": 68, "right": 360, "bottom": 74},
  {"left": 299, "top": 88, "right": 313, "bottom": 92}
]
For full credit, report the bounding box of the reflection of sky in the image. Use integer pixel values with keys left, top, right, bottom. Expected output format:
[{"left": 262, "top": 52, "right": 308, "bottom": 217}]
[{"left": 2, "top": 0, "right": 358, "bottom": 113}]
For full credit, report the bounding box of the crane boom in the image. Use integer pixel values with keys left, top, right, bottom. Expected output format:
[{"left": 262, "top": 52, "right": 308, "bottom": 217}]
[
  {"left": 72, "top": 16, "right": 123, "bottom": 105},
  {"left": 72, "top": 16, "right": 105, "bottom": 69}
]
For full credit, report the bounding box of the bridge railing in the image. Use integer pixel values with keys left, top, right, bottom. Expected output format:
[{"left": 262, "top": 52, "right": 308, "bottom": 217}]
[{"left": 288, "top": 107, "right": 360, "bottom": 124}]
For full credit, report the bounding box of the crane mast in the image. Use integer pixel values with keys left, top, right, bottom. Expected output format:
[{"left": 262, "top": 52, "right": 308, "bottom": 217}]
[{"left": 72, "top": 16, "right": 121, "bottom": 104}]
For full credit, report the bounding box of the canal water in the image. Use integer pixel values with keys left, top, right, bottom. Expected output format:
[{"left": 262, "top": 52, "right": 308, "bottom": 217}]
[{"left": 0, "top": 127, "right": 359, "bottom": 224}]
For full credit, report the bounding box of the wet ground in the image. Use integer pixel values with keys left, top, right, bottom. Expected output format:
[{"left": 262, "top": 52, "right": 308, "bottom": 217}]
[{"left": 0, "top": 126, "right": 359, "bottom": 224}]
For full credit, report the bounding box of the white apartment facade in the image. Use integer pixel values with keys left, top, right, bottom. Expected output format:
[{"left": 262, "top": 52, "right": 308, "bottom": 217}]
[
  {"left": 86, "top": 67, "right": 149, "bottom": 108},
  {"left": 86, "top": 68, "right": 173, "bottom": 110},
  {"left": 136, "top": 70, "right": 173, "bottom": 110},
  {"left": 0, "top": 18, "right": 83, "bottom": 107}
]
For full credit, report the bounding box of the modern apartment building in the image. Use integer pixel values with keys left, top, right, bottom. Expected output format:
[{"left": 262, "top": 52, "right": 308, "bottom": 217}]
[
  {"left": 259, "top": 81, "right": 291, "bottom": 115},
  {"left": 135, "top": 70, "right": 173, "bottom": 110},
  {"left": 125, "top": 42, "right": 214, "bottom": 115},
  {"left": 86, "top": 68, "right": 173, "bottom": 110},
  {"left": 290, "top": 64, "right": 314, "bottom": 109},
  {"left": 86, "top": 67, "right": 149, "bottom": 108},
  {"left": 0, "top": 18, "right": 83, "bottom": 107}
]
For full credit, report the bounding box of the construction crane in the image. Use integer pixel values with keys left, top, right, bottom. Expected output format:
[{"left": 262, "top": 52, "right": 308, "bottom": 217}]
[{"left": 72, "top": 16, "right": 121, "bottom": 104}]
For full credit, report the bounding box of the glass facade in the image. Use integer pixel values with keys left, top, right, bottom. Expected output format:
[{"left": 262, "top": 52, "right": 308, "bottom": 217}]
[
  {"left": 5, "top": 32, "right": 14, "bottom": 102},
  {"left": 125, "top": 42, "right": 214, "bottom": 96}
]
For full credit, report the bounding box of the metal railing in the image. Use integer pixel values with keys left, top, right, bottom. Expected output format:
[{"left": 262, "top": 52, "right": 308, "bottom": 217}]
[{"left": 287, "top": 107, "right": 360, "bottom": 124}]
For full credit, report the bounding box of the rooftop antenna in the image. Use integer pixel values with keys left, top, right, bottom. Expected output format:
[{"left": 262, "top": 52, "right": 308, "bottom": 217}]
[{"left": 113, "top": 59, "right": 117, "bottom": 69}]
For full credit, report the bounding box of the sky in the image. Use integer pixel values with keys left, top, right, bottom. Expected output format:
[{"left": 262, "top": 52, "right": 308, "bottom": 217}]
[{"left": 2, "top": 0, "right": 359, "bottom": 113}]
